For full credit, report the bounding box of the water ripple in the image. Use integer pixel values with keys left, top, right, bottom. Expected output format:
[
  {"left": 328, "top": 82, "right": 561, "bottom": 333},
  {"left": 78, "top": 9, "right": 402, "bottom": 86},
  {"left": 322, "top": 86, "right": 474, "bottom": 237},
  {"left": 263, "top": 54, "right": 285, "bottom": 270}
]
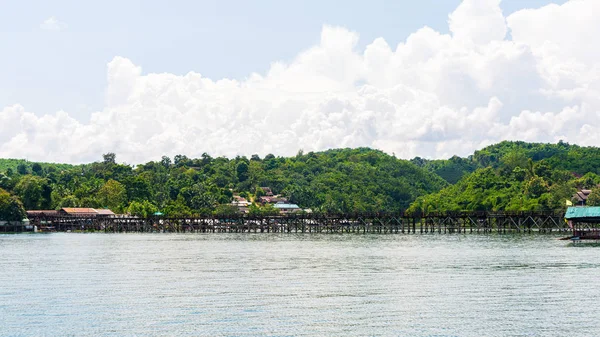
[{"left": 1, "top": 233, "right": 599, "bottom": 336}]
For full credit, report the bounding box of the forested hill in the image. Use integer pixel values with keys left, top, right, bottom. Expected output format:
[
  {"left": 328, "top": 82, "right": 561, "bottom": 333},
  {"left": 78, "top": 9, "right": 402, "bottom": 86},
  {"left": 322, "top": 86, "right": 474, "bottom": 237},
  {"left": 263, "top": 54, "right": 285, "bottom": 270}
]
[
  {"left": 0, "top": 148, "right": 447, "bottom": 218},
  {"left": 412, "top": 141, "right": 600, "bottom": 184},
  {"left": 2, "top": 141, "right": 600, "bottom": 220},
  {"left": 409, "top": 141, "right": 600, "bottom": 213}
]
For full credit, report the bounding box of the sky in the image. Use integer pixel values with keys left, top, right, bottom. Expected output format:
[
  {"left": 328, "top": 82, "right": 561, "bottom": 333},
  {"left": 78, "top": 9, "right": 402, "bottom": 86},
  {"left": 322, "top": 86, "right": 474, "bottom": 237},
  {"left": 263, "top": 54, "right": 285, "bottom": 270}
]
[{"left": 3, "top": 0, "right": 599, "bottom": 164}]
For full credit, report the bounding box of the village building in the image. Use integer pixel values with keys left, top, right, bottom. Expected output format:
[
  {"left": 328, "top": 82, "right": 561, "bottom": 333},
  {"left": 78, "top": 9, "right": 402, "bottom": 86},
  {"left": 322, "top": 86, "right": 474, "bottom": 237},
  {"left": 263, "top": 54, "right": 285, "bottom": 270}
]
[
  {"left": 565, "top": 206, "right": 600, "bottom": 241},
  {"left": 260, "top": 187, "right": 274, "bottom": 196},
  {"left": 231, "top": 196, "right": 251, "bottom": 214},
  {"left": 27, "top": 208, "right": 116, "bottom": 218},
  {"left": 573, "top": 189, "right": 592, "bottom": 206},
  {"left": 258, "top": 195, "right": 289, "bottom": 204},
  {"left": 273, "top": 202, "right": 301, "bottom": 214},
  {"left": 95, "top": 209, "right": 117, "bottom": 217},
  {"left": 26, "top": 210, "right": 59, "bottom": 218}
]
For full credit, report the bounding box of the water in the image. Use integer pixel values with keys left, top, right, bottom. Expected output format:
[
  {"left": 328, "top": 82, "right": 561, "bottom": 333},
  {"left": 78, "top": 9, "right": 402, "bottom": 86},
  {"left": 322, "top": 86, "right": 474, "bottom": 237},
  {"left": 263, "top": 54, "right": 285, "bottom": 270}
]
[{"left": 1, "top": 233, "right": 599, "bottom": 337}]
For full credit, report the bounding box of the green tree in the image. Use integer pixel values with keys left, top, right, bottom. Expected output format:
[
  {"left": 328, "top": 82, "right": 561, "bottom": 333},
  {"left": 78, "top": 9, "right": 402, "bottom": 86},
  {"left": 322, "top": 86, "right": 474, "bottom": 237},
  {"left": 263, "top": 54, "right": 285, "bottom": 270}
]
[
  {"left": 0, "top": 188, "right": 26, "bottom": 221},
  {"left": 214, "top": 204, "right": 239, "bottom": 215},
  {"left": 163, "top": 197, "right": 193, "bottom": 217},
  {"left": 499, "top": 150, "right": 528, "bottom": 174},
  {"left": 236, "top": 161, "right": 249, "bottom": 182},
  {"left": 160, "top": 156, "right": 172, "bottom": 168},
  {"left": 103, "top": 153, "right": 116, "bottom": 165},
  {"left": 248, "top": 203, "right": 279, "bottom": 216},
  {"left": 586, "top": 190, "right": 600, "bottom": 206},
  {"left": 174, "top": 154, "right": 190, "bottom": 167},
  {"left": 97, "top": 179, "right": 127, "bottom": 211},
  {"left": 0, "top": 173, "right": 9, "bottom": 190},
  {"left": 16, "top": 163, "right": 29, "bottom": 175},
  {"left": 525, "top": 176, "right": 548, "bottom": 199},
  {"left": 56, "top": 195, "right": 80, "bottom": 208},
  {"left": 31, "top": 163, "right": 43, "bottom": 176},
  {"left": 127, "top": 200, "right": 158, "bottom": 217},
  {"left": 14, "top": 175, "right": 50, "bottom": 210}
]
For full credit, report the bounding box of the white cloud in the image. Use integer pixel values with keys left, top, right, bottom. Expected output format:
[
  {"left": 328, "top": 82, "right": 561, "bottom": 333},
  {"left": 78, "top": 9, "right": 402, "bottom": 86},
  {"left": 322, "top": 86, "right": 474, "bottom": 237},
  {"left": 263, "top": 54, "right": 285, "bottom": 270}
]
[
  {"left": 40, "top": 16, "right": 67, "bottom": 31},
  {"left": 3, "top": 0, "right": 600, "bottom": 163},
  {"left": 449, "top": 0, "right": 507, "bottom": 45}
]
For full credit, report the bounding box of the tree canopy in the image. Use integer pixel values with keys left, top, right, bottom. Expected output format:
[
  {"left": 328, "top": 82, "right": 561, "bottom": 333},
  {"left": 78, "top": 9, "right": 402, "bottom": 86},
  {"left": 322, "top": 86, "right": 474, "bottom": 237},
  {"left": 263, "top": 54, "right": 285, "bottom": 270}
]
[
  {"left": 3, "top": 141, "right": 600, "bottom": 217},
  {"left": 0, "top": 188, "right": 26, "bottom": 221}
]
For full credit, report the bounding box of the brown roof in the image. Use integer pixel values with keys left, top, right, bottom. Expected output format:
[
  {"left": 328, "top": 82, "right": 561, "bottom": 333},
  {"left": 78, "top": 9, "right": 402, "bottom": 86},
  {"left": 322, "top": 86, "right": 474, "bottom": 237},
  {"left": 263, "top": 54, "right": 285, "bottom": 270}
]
[
  {"left": 259, "top": 195, "right": 289, "bottom": 204},
  {"left": 260, "top": 187, "right": 273, "bottom": 196},
  {"left": 95, "top": 209, "right": 115, "bottom": 216},
  {"left": 574, "top": 190, "right": 592, "bottom": 202},
  {"left": 26, "top": 210, "right": 59, "bottom": 216},
  {"left": 61, "top": 208, "right": 98, "bottom": 214}
]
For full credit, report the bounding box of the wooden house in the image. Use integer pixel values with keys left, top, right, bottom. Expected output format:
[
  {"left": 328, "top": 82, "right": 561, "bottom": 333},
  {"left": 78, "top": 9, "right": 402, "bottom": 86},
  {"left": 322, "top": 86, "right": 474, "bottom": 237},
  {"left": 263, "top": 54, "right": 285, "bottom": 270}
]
[{"left": 573, "top": 189, "right": 592, "bottom": 206}]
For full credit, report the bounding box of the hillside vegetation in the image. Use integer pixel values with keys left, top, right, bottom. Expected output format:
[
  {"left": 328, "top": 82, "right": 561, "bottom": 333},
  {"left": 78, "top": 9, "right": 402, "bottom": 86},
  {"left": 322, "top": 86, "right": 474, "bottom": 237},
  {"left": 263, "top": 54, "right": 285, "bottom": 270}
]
[
  {"left": 0, "top": 159, "right": 73, "bottom": 175},
  {"left": 409, "top": 141, "right": 600, "bottom": 213},
  {"left": 0, "top": 148, "right": 447, "bottom": 217},
  {"left": 2, "top": 141, "right": 600, "bottom": 219}
]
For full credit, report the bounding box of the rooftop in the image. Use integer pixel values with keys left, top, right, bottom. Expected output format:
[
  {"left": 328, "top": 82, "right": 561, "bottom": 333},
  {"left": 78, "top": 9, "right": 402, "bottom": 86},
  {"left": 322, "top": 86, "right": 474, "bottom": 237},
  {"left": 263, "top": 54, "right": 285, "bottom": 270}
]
[
  {"left": 565, "top": 206, "right": 600, "bottom": 222},
  {"left": 574, "top": 190, "right": 592, "bottom": 202},
  {"left": 273, "top": 203, "right": 300, "bottom": 209},
  {"left": 95, "top": 209, "right": 116, "bottom": 216},
  {"left": 61, "top": 207, "right": 98, "bottom": 214}
]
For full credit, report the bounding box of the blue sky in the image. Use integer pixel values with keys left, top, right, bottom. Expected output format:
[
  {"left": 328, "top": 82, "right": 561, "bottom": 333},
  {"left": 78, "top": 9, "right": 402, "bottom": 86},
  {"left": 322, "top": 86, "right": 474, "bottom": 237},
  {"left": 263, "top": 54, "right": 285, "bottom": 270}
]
[
  {"left": 3, "top": 0, "right": 597, "bottom": 164},
  {"left": 0, "top": 0, "right": 566, "bottom": 121}
]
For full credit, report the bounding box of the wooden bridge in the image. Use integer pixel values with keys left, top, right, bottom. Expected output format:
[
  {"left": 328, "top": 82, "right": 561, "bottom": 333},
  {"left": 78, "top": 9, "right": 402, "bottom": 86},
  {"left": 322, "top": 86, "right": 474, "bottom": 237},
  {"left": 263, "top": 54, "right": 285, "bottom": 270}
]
[{"left": 16, "top": 211, "right": 576, "bottom": 234}]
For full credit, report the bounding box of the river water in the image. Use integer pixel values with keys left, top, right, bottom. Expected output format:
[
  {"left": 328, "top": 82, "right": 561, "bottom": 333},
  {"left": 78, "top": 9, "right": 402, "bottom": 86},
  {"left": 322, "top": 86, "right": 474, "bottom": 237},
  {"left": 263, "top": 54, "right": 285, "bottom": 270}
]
[{"left": 1, "top": 233, "right": 599, "bottom": 337}]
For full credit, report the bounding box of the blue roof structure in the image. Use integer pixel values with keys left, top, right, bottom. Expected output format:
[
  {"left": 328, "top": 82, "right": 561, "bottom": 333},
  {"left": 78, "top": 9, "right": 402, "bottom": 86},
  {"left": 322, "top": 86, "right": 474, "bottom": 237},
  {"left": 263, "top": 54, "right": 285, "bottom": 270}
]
[
  {"left": 565, "top": 207, "right": 600, "bottom": 221},
  {"left": 273, "top": 203, "right": 300, "bottom": 209}
]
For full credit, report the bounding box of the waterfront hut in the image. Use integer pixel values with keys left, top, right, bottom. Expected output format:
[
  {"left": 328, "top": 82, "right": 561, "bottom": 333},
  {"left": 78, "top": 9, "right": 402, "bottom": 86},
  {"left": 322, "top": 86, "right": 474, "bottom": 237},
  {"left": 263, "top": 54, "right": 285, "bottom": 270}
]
[
  {"left": 564, "top": 206, "right": 600, "bottom": 241},
  {"left": 273, "top": 202, "right": 301, "bottom": 214}
]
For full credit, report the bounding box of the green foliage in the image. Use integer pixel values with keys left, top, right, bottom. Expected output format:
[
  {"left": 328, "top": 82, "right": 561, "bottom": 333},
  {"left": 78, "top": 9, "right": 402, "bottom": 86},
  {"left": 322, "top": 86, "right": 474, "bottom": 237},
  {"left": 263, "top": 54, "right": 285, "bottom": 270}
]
[
  {"left": 411, "top": 156, "right": 477, "bottom": 184},
  {"left": 17, "top": 163, "right": 29, "bottom": 175},
  {"left": 97, "top": 179, "right": 127, "bottom": 212},
  {"left": 14, "top": 175, "right": 51, "bottom": 210},
  {"left": 472, "top": 140, "right": 600, "bottom": 176},
  {"left": 103, "top": 153, "right": 116, "bottom": 165},
  {"left": 0, "top": 159, "right": 73, "bottom": 175},
  {"left": 248, "top": 203, "right": 279, "bottom": 216},
  {"left": 127, "top": 200, "right": 158, "bottom": 217},
  {"left": 524, "top": 176, "right": 548, "bottom": 199},
  {"left": 0, "top": 188, "right": 26, "bottom": 221},
  {"left": 587, "top": 190, "right": 600, "bottom": 207},
  {"left": 236, "top": 161, "right": 249, "bottom": 183},
  {"left": 214, "top": 204, "right": 240, "bottom": 216},
  {"left": 4, "top": 141, "right": 600, "bottom": 215},
  {"left": 409, "top": 141, "right": 600, "bottom": 213}
]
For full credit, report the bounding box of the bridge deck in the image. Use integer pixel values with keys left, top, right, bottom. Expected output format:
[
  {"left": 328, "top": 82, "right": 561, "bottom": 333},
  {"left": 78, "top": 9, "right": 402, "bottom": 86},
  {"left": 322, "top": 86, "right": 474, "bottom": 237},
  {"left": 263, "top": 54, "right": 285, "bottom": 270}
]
[{"left": 15, "top": 212, "right": 578, "bottom": 234}]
